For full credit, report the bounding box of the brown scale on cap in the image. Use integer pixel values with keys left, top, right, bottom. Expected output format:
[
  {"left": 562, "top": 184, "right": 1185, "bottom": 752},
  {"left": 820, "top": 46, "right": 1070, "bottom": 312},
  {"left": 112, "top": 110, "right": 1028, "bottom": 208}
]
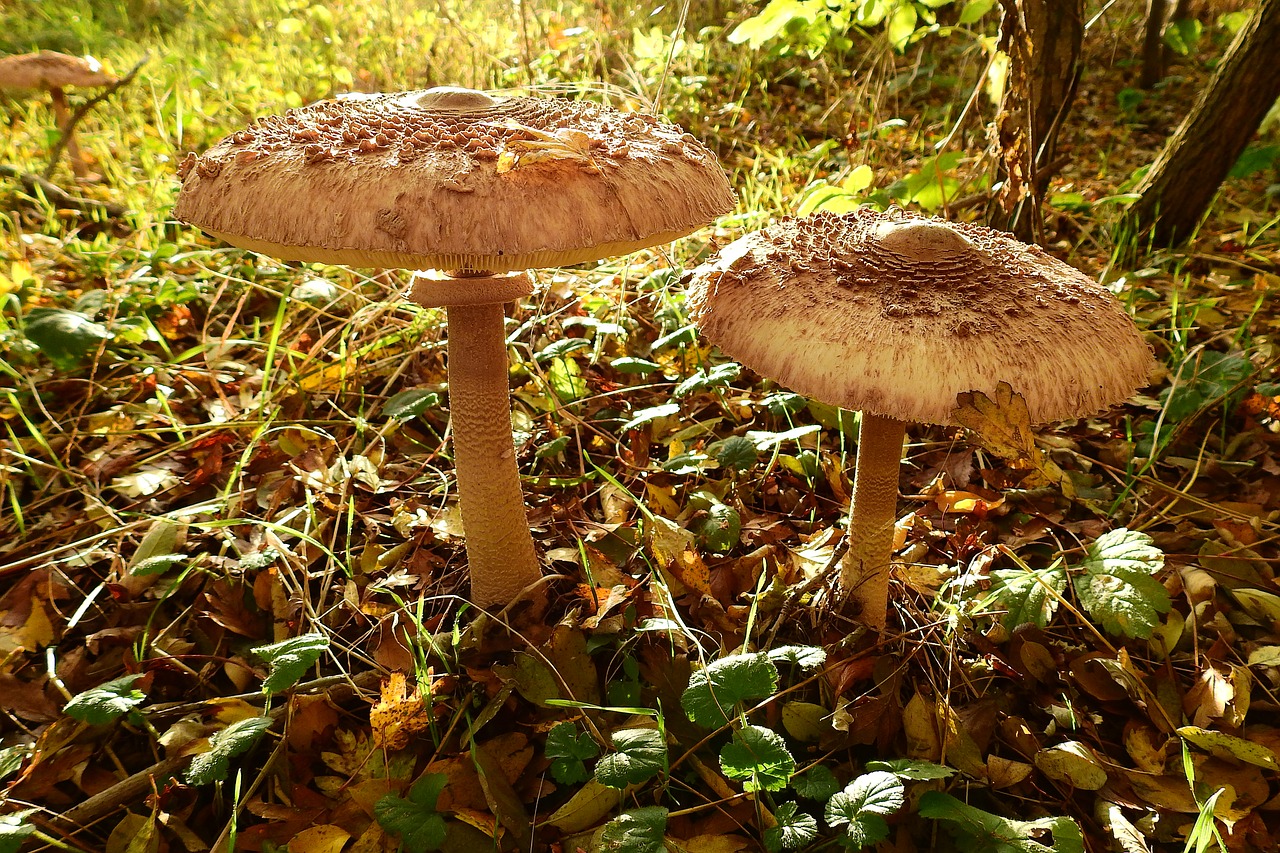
[{"left": 688, "top": 207, "right": 1153, "bottom": 426}]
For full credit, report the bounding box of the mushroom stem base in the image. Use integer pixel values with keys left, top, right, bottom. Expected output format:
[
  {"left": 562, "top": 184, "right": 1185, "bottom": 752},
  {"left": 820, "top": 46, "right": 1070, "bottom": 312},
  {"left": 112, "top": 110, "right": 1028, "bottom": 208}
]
[
  {"left": 445, "top": 299, "right": 541, "bottom": 607},
  {"left": 839, "top": 413, "right": 907, "bottom": 631}
]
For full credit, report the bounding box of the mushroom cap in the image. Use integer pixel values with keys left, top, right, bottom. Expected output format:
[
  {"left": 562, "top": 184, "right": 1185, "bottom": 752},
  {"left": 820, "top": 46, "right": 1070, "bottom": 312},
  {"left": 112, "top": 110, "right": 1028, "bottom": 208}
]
[
  {"left": 686, "top": 209, "right": 1153, "bottom": 425},
  {"left": 0, "top": 51, "right": 117, "bottom": 89},
  {"left": 174, "top": 87, "right": 735, "bottom": 272}
]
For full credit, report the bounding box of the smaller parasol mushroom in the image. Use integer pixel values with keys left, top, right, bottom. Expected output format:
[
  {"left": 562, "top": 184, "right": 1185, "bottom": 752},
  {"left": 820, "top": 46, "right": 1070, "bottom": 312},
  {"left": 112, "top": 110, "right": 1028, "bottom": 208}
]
[
  {"left": 0, "top": 51, "right": 118, "bottom": 180},
  {"left": 686, "top": 208, "right": 1153, "bottom": 631}
]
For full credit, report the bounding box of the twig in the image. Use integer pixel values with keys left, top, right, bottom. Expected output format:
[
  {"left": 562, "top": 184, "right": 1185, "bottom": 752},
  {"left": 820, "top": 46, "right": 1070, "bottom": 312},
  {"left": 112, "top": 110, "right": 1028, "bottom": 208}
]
[
  {"left": 43, "top": 55, "right": 148, "bottom": 180},
  {"left": 0, "top": 164, "right": 127, "bottom": 218}
]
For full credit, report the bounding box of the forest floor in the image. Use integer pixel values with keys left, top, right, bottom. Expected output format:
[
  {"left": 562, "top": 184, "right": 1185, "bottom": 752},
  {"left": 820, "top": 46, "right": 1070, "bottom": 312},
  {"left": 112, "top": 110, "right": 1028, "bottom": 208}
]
[{"left": 1, "top": 0, "right": 1279, "bottom": 851}]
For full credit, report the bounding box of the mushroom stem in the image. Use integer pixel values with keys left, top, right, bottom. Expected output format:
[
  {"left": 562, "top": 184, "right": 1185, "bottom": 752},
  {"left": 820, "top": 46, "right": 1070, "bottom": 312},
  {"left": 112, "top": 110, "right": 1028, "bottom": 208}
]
[
  {"left": 444, "top": 300, "right": 541, "bottom": 607},
  {"left": 839, "top": 412, "right": 907, "bottom": 631},
  {"left": 47, "top": 87, "right": 89, "bottom": 180}
]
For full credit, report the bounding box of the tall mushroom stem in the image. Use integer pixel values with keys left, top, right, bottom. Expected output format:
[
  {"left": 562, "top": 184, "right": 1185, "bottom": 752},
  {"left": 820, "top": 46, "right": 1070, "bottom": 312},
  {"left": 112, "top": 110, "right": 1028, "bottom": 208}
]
[
  {"left": 445, "top": 300, "right": 541, "bottom": 606},
  {"left": 839, "top": 412, "right": 908, "bottom": 631},
  {"left": 410, "top": 272, "right": 542, "bottom": 607}
]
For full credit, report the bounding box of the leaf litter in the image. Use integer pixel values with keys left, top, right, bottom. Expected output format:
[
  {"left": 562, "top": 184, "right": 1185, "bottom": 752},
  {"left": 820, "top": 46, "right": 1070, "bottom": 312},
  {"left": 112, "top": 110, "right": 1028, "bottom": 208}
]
[{"left": 1, "top": 6, "right": 1280, "bottom": 853}]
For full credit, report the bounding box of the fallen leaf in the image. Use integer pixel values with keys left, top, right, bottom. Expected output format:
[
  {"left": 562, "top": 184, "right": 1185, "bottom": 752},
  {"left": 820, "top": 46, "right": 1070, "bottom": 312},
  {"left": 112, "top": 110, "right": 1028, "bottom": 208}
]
[
  {"left": 287, "top": 825, "right": 350, "bottom": 853},
  {"left": 1034, "top": 741, "right": 1107, "bottom": 790},
  {"left": 1178, "top": 726, "right": 1280, "bottom": 770},
  {"left": 951, "top": 381, "right": 1076, "bottom": 497}
]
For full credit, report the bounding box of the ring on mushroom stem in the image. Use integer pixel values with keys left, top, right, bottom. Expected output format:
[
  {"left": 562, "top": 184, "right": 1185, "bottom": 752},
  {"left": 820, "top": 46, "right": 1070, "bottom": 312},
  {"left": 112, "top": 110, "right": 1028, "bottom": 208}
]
[
  {"left": 175, "top": 86, "right": 734, "bottom": 609},
  {"left": 687, "top": 208, "right": 1153, "bottom": 632}
]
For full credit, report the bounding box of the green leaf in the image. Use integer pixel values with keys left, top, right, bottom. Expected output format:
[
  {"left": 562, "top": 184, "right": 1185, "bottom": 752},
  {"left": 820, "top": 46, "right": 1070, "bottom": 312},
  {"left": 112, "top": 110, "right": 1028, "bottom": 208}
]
[
  {"left": 841, "top": 814, "right": 890, "bottom": 850},
  {"left": 674, "top": 362, "right": 741, "bottom": 397},
  {"left": 1162, "top": 17, "right": 1202, "bottom": 55},
  {"left": 595, "top": 728, "right": 667, "bottom": 788},
  {"left": 23, "top": 307, "right": 111, "bottom": 370},
  {"left": 958, "top": 0, "right": 996, "bottom": 24},
  {"left": 865, "top": 758, "right": 955, "bottom": 780},
  {"left": 728, "top": 0, "right": 812, "bottom": 49},
  {"left": 599, "top": 806, "right": 668, "bottom": 853},
  {"left": 1072, "top": 528, "right": 1170, "bottom": 639},
  {"left": 766, "top": 645, "right": 826, "bottom": 669},
  {"left": 130, "top": 552, "right": 188, "bottom": 577},
  {"left": 1159, "top": 351, "right": 1251, "bottom": 422},
  {"left": 185, "top": 716, "right": 273, "bottom": 785},
  {"left": 681, "top": 652, "right": 779, "bottom": 728},
  {"left": 698, "top": 502, "right": 741, "bottom": 554},
  {"left": 712, "top": 435, "right": 758, "bottom": 471},
  {"left": 0, "top": 810, "right": 36, "bottom": 853},
  {"left": 382, "top": 389, "right": 440, "bottom": 421},
  {"left": 252, "top": 633, "right": 329, "bottom": 695},
  {"left": 720, "top": 724, "right": 795, "bottom": 792},
  {"left": 611, "top": 356, "right": 660, "bottom": 374},
  {"left": 535, "top": 338, "right": 592, "bottom": 362},
  {"left": 621, "top": 403, "right": 680, "bottom": 432},
  {"left": 791, "top": 764, "right": 840, "bottom": 799},
  {"left": 548, "top": 355, "right": 587, "bottom": 402},
  {"left": 982, "top": 563, "right": 1067, "bottom": 630},
  {"left": 764, "top": 802, "right": 818, "bottom": 852},
  {"left": 918, "top": 791, "right": 1084, "bottom": 853},
  {"left": 826, "top": 771, "right": 905, "bottom": 823},
  {"left": 64, "top": 674, "right": 147, "bottom": 724},
  {"left": 546, "top": 722, "right": 599, "bottom": 785},
  {"left": 1231, "top": 144, "right": 1280, "bottom": 179},
  {"left": 374, "top": 774, "right": 448, "bottom": 853},
  {"left": 0, "top": 746, "right": 28, "bottom": 782}
]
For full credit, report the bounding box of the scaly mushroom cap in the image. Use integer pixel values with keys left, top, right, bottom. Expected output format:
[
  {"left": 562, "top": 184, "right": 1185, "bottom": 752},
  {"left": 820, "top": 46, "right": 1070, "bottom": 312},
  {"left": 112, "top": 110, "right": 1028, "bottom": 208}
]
[
  {"left": 687, "top": 208, "right": 1153, "bottom": 425},
  {"left": 0, "top": 51, "right": 117, "bottom": 89},
  {"left": 174, "top": 87, "right": 735, "bottom": 272}
]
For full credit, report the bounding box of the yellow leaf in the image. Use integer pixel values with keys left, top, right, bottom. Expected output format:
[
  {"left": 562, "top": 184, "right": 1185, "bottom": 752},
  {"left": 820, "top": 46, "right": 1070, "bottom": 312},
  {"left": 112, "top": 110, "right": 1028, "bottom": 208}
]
[
  {"left": 543, "top": 779, "right": 622, "bottom": 833},
  {"left": 1178, "top": 725, "right": 1280, "bottom": 770},
  {"left": 288, "top": 825, "right": 350, "bottom": 853},
  {"left": 107, "top": 811, "right": 159, "bottom": 853},
  {"left": 1034, "top": 741, "right": 1108, "bottom": 790},
  {"left": 371, "top": 672, "right": 432, "bottom": 752},
  {"left": 952, "top": 381, "right": 1075, "bottom": 498}
]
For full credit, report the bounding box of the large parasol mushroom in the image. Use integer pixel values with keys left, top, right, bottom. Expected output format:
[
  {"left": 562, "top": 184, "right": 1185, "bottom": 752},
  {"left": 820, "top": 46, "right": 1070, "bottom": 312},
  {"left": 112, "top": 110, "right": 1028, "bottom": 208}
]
[
  {"left": 687, "top": 208, "right": 1153, "bottom": 631},
  {"left": 175, "top": 86, "right": 734, "bottom": 607}
]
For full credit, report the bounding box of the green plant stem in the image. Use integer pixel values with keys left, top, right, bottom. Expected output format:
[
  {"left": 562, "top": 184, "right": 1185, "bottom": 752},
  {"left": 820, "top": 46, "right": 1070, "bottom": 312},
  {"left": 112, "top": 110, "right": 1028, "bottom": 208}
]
[
  {"left": 445, "top": 301, "right": 541, "bottom": 607},
  {"left": 839, "top": 413, "right": 907, "bottom": 631}
]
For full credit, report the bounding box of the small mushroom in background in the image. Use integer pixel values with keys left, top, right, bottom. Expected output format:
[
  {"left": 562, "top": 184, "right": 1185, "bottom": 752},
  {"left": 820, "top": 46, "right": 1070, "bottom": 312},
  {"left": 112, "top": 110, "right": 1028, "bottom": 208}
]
[
  {"left": 686, "top": 208, "right": 1153, "bottom": 631},
  {"left": 0, "top": 51, "right": 118, "bottom": 180},
  {"left": 175, "top": 86, "right": 734, "bottom": 609}
]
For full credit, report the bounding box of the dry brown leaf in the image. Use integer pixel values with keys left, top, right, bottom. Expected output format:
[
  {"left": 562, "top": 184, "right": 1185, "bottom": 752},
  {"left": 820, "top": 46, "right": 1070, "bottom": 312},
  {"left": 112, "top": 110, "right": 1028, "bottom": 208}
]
[
  {"left": 287, "top": 825, "right": 350, "bottom": 853},
  {"left": 952, "top": 381, "right": 1076, "bottom": 498},
  {"left": 370, "top": 671, "right": 432, "bottom": 752}
]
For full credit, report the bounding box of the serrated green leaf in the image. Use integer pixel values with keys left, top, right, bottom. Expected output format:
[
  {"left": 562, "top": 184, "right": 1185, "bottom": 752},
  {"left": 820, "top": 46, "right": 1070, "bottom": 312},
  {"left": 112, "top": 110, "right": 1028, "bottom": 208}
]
[
  {"left": 252, "top": 633, "right": 329, "bottom": 694},
  {"left": 766, "top": 645, "right": 826, "bottom": 669},
  {"left": 382, "top": 389, "right": 440, "bottom": 421},
  {"left": 595, "top": 728, "right": 666, "bottom": 788},
  {"left": 791, "top": 764, "right": 840, "bottom": 799},
  {"left": 825, "top": 771, "right": 905, "bottom": 826},
  {"left": 599, "top": 806, "right": 668, "bottom": 853},
  {"left": 374, "top": 774, "right": 448, "bottom": 853},
  {"left": 64, "top": 674, "right": 147, "bottom": 724},
  {"left": 712, "top": 435, "right": 758, "bottom": 470},
  {"left": 699, "top": 502, "right": 741, "bottom": 553},
  {"left": 918, "top": 791, "right": 1084, "bottom": 853},
  {"left": 841, "top": 814, "right": 890, "bottom": 850},
  {"left": 864, "top": 758, "right": 955, "bottom": 780},
  {"left": 764, "top": 802, "right": 818, "bottom": 852},
  {"left": 0, "top": 810, "right": 36, "bottom": 853},
  {"left": 24, "top": 307, "right": 111, "bottom": 369},
  {"left": 720, "top": 724, "right": 795, "bottom": 792},
  {"left": 983, "top": 564, "right": 1067, "bottom": 630},
  {"left": 1073, "top": 529, "right": 1170, "bottom": 639},
  {"left": 185, "top": 716, "right": 273, "bottom": 785},
  {"left": 681, "top": 652, "right": 779, "bottom": 728},
  {"left": 546, "top": 722, "right": 599, "bottom": 785}
]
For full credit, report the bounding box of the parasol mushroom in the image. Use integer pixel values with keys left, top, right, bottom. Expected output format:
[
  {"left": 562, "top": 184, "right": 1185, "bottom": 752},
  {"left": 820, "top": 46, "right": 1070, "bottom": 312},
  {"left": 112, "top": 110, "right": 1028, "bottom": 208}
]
[
  {"left": 686, "top": 208, "right": 1153, "bottom": 631},
  {"left": 175, "top": 86, "right": 734, "bottom": 608},
  {"left": 0, "top": 51, "right": 117, "bottom": 179}
]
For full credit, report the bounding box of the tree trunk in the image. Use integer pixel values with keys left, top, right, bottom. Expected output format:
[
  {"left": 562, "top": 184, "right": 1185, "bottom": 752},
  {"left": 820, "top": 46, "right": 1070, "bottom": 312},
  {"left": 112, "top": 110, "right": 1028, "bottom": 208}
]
[
  {"left": 1123, "top": 0, "right": 1280, "bottom": 248},
  {"left": 1140, "top": 0, "right": 1168, "bottom": 89},
  {"left": 987, "top": 0, "right": 1084, "bottom": 242}
]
